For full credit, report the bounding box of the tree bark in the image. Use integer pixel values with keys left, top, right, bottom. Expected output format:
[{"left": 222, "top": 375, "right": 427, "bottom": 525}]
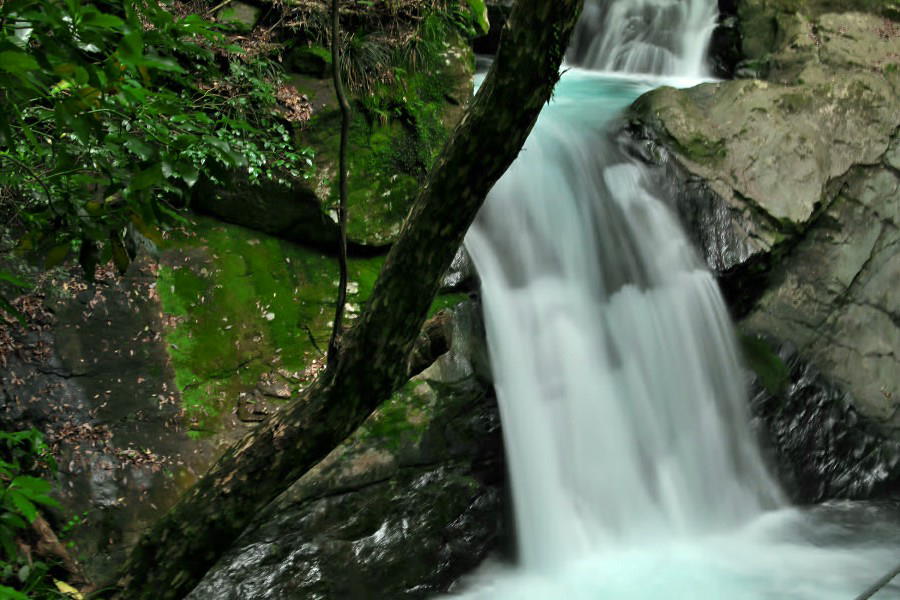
[{"left": 112, "top": 1, "right": 584, "bottom": 597}]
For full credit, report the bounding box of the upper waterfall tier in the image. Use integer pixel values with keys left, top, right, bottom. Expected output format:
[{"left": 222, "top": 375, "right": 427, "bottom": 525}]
[{"left": 567, "top": 0, "right": 717, "bottom": 78}]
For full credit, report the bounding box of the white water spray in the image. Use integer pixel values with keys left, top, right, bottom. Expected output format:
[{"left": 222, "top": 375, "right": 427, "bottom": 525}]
[{"left": 451, "top": 0, "right": 900, "bottom": 597}]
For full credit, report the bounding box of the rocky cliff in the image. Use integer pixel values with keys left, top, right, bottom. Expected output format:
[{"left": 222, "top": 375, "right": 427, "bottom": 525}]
[{"left": 627, "top": 4, "right": 900, "bottom": 500}]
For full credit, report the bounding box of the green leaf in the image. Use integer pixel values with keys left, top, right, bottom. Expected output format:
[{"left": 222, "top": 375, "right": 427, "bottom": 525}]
[
  {"left": 0, "top": 529, "right": 18, "bottom": 562},
  {"left": 0, "top": 584, "right": 30, "bottom": 600},
  {"left": 0, "top": 51, "right": 39, "bottom": 76},
  {"left": 0, "top": 512, "right": 27, "bottom": 531},
  {"left": 82, "top": 11, "right": 125, "bottom": 30},
  {"left": 11, "top": 476, "right": 52, "bottom": 495},
  {"left": 0, "top": 272, "right": 30, "bottom": 289},
  {"left": 141, "top": 56, "right": 183, "bottom": 73},
  {"left": 177, "top": 161, "right": 200, "bottom": 188},
  {"left": 125, "top": 137, "right": 154, "bottom": 161},
  {"left": 7, "top": 490, "right": 38, "bottom": 523},
  {"left": 129, "top": 163, "right": 163, "bottom": 191},
  {"left": 119, "top": 30, "right": 144, "bottom": 63}
]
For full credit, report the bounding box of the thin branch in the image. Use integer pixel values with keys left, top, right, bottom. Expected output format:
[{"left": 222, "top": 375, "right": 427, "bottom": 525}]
[
  {"left": 327, "top": 0, "right": 351, "bottom": 366},
  {"left": 853, "top": 561, "right": 900, "bottom": 600},
  {"left": 205, "top": 0, "right": 233, "bottom": 16},
  {"left": 0, "top": 151, "right": 60, "bottom": 217}
]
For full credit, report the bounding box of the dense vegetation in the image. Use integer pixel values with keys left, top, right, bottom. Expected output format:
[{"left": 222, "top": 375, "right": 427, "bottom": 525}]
[
  {"left": 0, "top": 0, "right": 308, "bottom": 299},
  {"left": 0, "top": 1, "right": 312, "bottom": 595},
  {"left": 0, "top": 0, "right": 492, "bottom": 596}
]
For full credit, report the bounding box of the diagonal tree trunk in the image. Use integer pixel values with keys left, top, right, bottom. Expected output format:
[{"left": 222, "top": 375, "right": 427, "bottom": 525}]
[{"left": 112, "top": 1, "right": 584, "bottom": 598}]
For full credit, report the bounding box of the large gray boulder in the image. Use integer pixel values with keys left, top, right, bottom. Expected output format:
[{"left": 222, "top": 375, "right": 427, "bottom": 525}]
[{"left": 627, "top": 11, "right": 900, "bottom": 445}]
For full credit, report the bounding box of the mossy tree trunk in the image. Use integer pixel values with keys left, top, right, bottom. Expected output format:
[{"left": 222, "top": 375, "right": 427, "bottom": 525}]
[{"left": 113, "top": 1, "right": 584, "bottom": 598}]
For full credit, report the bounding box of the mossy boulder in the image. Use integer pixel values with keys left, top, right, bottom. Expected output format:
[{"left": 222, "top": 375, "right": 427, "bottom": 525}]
[
  {"left": 155, "top": 216, "right": 387, "bottom": 436},
  {"left": 216, "top": 1, "right": 261, "bottom": 31},
  {"left": 0, "top": 213, "right": 474, "bottom": 583}
]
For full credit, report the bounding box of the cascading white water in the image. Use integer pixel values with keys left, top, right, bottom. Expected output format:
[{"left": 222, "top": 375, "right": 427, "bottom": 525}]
[
  {"left": 567, "top": 0, "right": 717, "bottom": 77},
  {"left": 466, "top": 77, "right": 783, "bottom": 568},
  {"left": 449, "top": 1, "right": 900, "bottom": 598}
]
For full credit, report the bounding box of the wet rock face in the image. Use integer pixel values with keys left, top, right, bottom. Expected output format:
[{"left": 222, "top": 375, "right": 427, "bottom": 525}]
[
  {"left": 748, "top": 340, "right": 900, "bottom": 503},
  {"left": 441, "top": 246, "right": 479, "bottom": 294},
  {"left": 626, "top": 10, "right": 900, "bottom": 437},
  {"left": 188, "top": 300, "right": 507, "bottom": 600}
]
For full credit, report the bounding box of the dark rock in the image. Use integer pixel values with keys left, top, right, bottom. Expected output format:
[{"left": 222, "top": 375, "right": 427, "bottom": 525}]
[
  {"left": 441, "top": 246, "right": 478, "bottom": 293},
  {"left": 192, "top": 177, "right": 341, "bottom": 251},
  {"left": 0, "top": 256, "right": 223, "bottom": 582},
  {"left": 748, "top": 339, "right": 900, "bottom": 503},
  {"left": 708, "top": 16, "right": 742, "bottom": 78}
]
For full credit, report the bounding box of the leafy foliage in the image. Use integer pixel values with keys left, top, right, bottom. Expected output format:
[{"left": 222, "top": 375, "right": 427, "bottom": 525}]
[
  {"left": 0, "top": 0, "right": 312, "bottom": 285},
  {"left": 0, "top": 429, "right": 62, "bottom": 598}
]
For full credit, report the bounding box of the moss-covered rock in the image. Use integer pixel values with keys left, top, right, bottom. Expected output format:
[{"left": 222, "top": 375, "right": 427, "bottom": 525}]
[
  {"left": 0, "top": 213, "right": 474, "bottom": 583},
  {"left": 297, "top": 23, "right": 475, "bottom": 246},
  {"left": 155, "top": 216, "right": 386, "bottom": 435}
]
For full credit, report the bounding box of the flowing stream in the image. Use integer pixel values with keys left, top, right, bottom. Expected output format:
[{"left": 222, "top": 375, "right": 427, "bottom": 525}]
[{"left": 453, "top": 0, "right": 900, "bottom": 597}]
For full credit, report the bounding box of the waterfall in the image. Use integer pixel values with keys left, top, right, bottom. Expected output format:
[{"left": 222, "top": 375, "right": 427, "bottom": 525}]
[
  {"left": 450, "top": 0, "right": 900, "bottom": 597},
  {"left": 567, "top": 0, "right": 717, "bottom": 77},
  {"left": 466, "top": 82, "right": 782, "bottom": 568}
]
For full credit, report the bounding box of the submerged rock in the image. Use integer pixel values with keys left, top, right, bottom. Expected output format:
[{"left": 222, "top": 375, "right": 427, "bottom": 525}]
[{"left": 188, "top": 300, "right": 506, "bottom": 600}]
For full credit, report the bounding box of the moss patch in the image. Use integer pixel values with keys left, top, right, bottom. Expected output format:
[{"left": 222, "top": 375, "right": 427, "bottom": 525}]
[
  {"left": 739, "top": 333, "right": 790, "bottom": 395},
  {"left": 676, "top": 134, "right": 727, "bottom": 164},
  {"left": 155, "top": 216, "right": 467, "bottom": 435},
  {"left": 156, "top": 217, "right": 384, "bottom": 435},
  {"left": 428, "top": 293, "right": 469, "bottom": 318}
]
